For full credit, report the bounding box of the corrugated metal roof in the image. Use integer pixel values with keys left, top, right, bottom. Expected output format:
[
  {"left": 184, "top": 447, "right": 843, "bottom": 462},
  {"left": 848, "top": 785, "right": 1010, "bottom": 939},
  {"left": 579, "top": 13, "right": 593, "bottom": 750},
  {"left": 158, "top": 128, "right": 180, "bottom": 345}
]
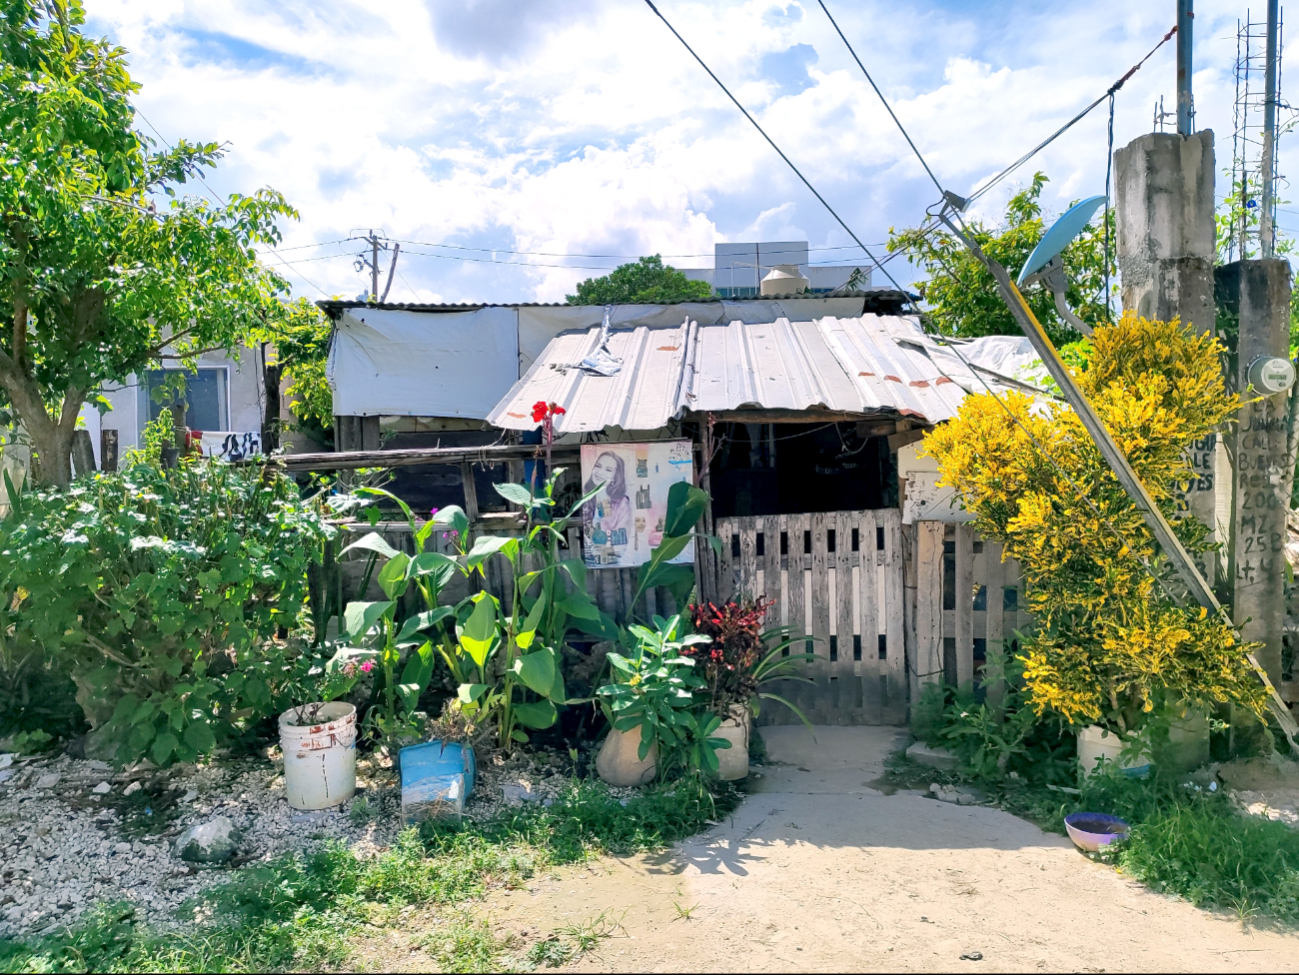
[
  {"left": 316, "top": 289, "right": 912, "bottom": 318},
  {"left": 487, "top": 314, "right": 1019, "bottom": 433}
]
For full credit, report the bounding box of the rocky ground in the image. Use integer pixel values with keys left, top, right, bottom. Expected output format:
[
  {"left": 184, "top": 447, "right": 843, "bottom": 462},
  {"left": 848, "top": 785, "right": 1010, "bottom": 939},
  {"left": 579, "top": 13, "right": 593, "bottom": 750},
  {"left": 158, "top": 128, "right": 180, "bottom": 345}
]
[{"left": 0, "top": 742, "right": 596, "bottom": 939}]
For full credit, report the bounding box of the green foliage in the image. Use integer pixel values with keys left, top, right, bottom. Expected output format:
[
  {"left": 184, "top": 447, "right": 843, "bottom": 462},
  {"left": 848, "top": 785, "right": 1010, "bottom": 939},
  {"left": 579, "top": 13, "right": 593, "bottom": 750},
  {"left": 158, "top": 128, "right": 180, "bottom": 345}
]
[
  {"left": 260, "top": 297, "right": 335, "bottom": 445},
  {"left": 0, "top": 459, "right": 333, "bottom": 765},
  {"left": 596, "top": 613, "right": 730, "bottom": 775},
  {"left": 924, "top": 313, "right": 1265, "bottom": 730},
  {"left": 0, "top": 777, "right": 739, "bottom": 973},
  {"left": 0, "top": 1, "right": 298, "bottom": 484},
  {"left": 888, "top": 172, "right": 1116, "bottom": 347},
  {"left": 566, "top": 255, "right": 713, "bottom": 305}
]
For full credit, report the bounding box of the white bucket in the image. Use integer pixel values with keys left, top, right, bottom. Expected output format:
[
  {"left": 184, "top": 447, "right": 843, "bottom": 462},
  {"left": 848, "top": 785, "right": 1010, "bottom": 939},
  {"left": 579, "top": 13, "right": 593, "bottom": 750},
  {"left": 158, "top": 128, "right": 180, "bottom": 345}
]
[{"left": 279, "top": 702, "right": 358, "bottom": 810}]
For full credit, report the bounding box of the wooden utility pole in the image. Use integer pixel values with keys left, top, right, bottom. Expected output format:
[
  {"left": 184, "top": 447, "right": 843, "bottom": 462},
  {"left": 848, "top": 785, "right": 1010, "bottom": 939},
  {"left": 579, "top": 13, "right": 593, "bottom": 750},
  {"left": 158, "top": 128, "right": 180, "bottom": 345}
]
[{"left": 370, "top": 231, "right": 380, "bottom": 300}]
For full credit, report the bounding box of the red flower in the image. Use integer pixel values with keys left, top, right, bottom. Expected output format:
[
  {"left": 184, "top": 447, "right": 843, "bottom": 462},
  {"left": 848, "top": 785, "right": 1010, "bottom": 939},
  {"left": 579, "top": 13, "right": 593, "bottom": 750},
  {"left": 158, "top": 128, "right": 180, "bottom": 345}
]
[
  {"left": 531, "top": 400, "right": 549, "bottom": 423},
  {"left": 550, "top": 403, "right": 566, "bottom": 415}
]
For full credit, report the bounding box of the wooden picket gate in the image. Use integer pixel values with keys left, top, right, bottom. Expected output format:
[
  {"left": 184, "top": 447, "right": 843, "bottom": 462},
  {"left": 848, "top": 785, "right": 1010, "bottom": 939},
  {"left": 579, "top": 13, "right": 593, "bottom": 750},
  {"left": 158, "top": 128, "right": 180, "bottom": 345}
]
[
  {"left": 909, "top": 521, "right": 1033, "bottom": 704},
  {"left": 713, "top": 509, "right": 907, "bottom": 725}
]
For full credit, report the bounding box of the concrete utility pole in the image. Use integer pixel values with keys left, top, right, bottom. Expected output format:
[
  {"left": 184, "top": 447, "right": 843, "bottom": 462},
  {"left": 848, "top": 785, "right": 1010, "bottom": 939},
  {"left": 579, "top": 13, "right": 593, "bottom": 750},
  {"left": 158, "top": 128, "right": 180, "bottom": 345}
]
[
  {"left": 1115, "top": 130, "right": 1219, "bottom": 577},
  {"left": 1177, "top": 0, "right": 1194, "bottom": 135},
  {"left": 1261, "top": 0, "right": 1280, "bottom": 258}
]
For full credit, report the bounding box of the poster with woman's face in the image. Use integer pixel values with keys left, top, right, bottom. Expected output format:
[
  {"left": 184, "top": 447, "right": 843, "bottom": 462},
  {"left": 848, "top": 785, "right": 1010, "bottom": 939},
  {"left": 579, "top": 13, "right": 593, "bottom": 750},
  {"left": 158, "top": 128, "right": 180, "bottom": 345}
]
[{"left": 580, "top": 440, "right": 694, "bottom": 568}]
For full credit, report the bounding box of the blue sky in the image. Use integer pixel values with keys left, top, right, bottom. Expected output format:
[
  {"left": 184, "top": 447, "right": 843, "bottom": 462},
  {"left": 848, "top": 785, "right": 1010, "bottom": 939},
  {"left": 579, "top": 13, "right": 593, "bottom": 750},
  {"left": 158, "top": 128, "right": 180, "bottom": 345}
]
[{"left": 88, "top": 1, "right": 1289, "bottom": 304}]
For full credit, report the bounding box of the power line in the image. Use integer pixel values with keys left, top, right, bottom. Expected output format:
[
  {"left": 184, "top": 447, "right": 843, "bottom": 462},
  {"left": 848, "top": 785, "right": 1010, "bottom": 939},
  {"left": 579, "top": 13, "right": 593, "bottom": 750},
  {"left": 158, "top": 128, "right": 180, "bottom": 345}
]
[
  {"left": 642, "top": 0, "right": 919, "bottom": 306},
  {"left": 817, "top": 0, "right": 947, "bottom": 199},
  {"left": 966, "top": 25, "right": 1179, "bottom": 205},
  {"left": 390, "top": 238, "right": 884, "bottom": 260},
  {"left": 133, "top": 108, "right": 331, "bottom": 297}
]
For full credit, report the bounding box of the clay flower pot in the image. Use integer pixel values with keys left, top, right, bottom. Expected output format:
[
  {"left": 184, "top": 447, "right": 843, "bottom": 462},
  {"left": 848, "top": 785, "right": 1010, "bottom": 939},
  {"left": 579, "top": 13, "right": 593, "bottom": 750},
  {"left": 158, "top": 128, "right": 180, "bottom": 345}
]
[
  {"left": 714, "top": 709, "right": 751, "bottom": 781},
  {"left": 595, "top": 726, "right": 658, "bottom": 787}
]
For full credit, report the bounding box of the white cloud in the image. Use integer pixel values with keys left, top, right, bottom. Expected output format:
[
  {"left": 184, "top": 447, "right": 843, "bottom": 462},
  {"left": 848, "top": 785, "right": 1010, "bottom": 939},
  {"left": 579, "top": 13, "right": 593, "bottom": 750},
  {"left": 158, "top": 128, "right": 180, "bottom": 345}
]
[{"left": 85, "top": 0, "right": 1284, "bottom": 303}]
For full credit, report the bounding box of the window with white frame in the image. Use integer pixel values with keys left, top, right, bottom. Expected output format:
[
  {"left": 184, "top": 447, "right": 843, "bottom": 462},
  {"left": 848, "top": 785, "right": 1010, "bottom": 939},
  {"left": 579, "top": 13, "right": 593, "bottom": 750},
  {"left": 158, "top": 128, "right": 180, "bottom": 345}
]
[{"left": 145, "top": 368, "right": 229, "bottom": 432}]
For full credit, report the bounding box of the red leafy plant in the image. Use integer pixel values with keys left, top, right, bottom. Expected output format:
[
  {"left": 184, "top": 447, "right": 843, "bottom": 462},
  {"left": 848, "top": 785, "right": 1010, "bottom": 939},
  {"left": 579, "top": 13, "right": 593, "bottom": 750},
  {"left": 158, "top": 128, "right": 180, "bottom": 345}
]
[{"left": 685, "top": 598, "right": 815, "bottom": 727}]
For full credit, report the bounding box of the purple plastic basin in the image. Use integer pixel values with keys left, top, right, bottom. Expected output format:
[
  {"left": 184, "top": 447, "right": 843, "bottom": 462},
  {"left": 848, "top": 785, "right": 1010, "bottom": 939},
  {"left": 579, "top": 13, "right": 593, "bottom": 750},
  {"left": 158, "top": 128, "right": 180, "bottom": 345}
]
[{"left": 1064, "top": 812, "right": 1130, "bottom": 853}]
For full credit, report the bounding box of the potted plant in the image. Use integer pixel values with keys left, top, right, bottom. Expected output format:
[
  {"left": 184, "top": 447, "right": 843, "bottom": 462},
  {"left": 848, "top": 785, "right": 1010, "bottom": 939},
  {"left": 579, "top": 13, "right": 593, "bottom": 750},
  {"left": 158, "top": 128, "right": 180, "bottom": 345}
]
[
  {"left": 685, "top": 598, "right": 816, "bottom": 780},
  {"left": 594, "top": 613, "right": 729, "bottom": 785},
  {"left": 278, "top": 647, "right": 374, "bottom": 810}
]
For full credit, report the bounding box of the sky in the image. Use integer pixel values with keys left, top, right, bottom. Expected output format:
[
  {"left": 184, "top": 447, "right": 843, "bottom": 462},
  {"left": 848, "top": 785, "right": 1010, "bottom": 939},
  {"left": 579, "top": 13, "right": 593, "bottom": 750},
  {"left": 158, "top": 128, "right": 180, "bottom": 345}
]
[{"left": 87, "top": 0, "right": 1293, "bottom": 305}]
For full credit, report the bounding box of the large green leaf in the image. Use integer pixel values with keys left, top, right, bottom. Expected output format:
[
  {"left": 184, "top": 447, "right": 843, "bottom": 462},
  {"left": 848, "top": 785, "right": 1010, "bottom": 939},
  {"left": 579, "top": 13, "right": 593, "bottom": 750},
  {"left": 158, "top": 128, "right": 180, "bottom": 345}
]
[
  {"left": 377, "top": 551, "right": 411, "bottom": 598},
  {"left": 408, "top": 551, "right": 458, "bottom": 590},
  {"left": 493, "top": 482, "right": 535, "bottom": 508},
  {"left": 433, "top": 505, "right": 471, "bottom": 538},
  {"left": 396, "top": 607, "right": 455, "bottom": 645},
  {"left": 458, "top": 683, "right": 489, "bottom": 704},
  {"left": 512, "top": 645, "right": 557, "bottom": 697},
  {"left": 466, "top": 535, "right": 519, "bottom": 573},
  {"left": 557, "top": 591, "right": 601, "bottom": 620},
  {"left": 397, "top": 641, "right": 435, "bottom": 712},
  {"left": 339, "top": 531, "right": 399, "bottom": 560},
  {"left": 664, "top": 481, "right": 709, "bottom": 536},
  {"left": 344, "top": 600, "right": 395, "bottom": 640},
  {"left": 458, "top": 594, "right": 498, "bottom": 669},
  {"left": 513, "top": 700, "right": 558, "bottom": 729},
  {"left": 515, "top": 594, "right": 548, "bottom": 651},
  {"left": 559, "top": 558, "right": 587, "bottom": 592}
]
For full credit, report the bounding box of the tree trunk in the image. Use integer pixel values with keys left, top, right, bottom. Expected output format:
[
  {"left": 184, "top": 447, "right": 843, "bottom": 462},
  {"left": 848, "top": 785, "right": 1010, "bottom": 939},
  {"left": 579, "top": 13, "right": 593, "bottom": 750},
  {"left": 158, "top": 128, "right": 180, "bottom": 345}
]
[{"left": 0, "top": 352, "right": 83, "bottom": 487}]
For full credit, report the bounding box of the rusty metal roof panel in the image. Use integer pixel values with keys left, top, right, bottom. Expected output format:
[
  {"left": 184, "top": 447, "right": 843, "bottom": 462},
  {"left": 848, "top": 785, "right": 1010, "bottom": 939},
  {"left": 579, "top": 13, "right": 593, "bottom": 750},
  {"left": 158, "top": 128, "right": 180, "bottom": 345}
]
[{"left": 487, "top": 314, "right": 1012, "bottom": 433}]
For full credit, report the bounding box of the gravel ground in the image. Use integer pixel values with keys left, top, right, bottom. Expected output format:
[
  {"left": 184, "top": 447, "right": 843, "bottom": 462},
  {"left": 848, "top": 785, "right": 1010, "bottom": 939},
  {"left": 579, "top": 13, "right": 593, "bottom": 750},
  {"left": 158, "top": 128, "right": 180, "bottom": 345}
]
[{"left": 0, "top": 742, "right": 618, "bottom": 940}]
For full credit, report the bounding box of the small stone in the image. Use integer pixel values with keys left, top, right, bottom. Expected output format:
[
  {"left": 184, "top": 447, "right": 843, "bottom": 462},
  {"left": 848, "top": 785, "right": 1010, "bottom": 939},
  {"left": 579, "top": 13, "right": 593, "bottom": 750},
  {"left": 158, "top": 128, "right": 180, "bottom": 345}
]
[
  {"left": 0, "top": 754, "right": 13, "bottom": 769},
  {"left": 122, "top": 781, "right": 142, "bottom": 796},
  {"left": 173, "top": 817, "right": 240, "bottom": 864},
  {"left": 961, "top": 951, "right": 983, "bottom": 961},
  {"left": 56, "top": 900, "right": 73, "bottom": 911},
  {"left": 35, "top": 773, "right": 61, "bottom": 789},
  {"left": 501, "top": 782, "right": 537, "bottom": 803},
  {"left": 92, "top": 782, "right": 112, "bottom": 795},
  {"left": 114, "top": 843, "right": 131, "bottom": 855},
  {"left": 181, "top": 789, "right": 198, "bottom": 803}
]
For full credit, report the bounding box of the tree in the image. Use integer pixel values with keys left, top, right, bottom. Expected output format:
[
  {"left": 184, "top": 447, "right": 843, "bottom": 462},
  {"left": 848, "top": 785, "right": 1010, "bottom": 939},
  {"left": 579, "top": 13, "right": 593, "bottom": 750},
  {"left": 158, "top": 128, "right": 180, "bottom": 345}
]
[
  {"left": 924, "top": 313, "right": 1265, "bottom": 731},
  {"left": 259, "top": 297, "right": 334, "bottom": 449},
  {"left": 887, "top": 173, "right": 1116, "bottom": 348},
  {"left": 566, "top": 255, "right": 713, "bottom": 305},
  {"left": 0, "top": 1, "right": 295, "bottom": 485}
]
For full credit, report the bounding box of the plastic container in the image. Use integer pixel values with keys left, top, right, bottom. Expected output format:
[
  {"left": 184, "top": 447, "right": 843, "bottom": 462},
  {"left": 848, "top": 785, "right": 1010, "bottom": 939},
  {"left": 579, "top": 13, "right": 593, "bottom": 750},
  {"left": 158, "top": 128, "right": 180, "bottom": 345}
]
[
  {"left": 279, "top": 702, "right": 357, "bottom": 810},
  {"left": 400, "top": 740, "right": 476, "bottom": 821},
  {"left": 1064, "top": 812, "right": 1130, "bottom": 853},
  {"left": 1076, "top": 725, "right": 1150, "bottom": 779}
]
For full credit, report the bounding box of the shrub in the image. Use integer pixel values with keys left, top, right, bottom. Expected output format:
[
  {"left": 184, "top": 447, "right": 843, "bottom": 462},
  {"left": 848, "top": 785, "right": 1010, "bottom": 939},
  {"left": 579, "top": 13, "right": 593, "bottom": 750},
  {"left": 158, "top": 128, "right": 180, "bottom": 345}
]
[
  {"left": 924, "top": 313, "right": 1265, "bottom": 731},
  {"left": 0, "top": 459, "right": 333, "bottom": 764}
]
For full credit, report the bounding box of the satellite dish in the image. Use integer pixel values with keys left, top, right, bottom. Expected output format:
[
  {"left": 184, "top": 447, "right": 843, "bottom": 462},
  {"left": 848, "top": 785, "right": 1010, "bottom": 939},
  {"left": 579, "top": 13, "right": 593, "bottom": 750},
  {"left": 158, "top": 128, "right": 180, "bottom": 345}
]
[{"left": 1017, "top": 195, "right": 1107, "bottom": 287}]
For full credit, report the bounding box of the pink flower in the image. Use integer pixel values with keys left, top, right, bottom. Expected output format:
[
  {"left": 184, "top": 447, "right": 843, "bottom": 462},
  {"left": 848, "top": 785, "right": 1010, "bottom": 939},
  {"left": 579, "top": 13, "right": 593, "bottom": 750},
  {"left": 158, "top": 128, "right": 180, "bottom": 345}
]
[
  {"left": 360, "top": 660, "right": 374, "bottom": 673},
  {"left": 429, "top": 507, "right": 439, "bottom": 519}
]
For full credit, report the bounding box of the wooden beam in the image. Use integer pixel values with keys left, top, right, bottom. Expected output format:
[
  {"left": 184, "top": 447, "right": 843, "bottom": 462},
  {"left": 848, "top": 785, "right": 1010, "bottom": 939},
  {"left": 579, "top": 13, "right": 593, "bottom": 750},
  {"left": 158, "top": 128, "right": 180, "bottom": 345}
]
[
  {"left": 460, "top": 459, "right": 480, "bottom": 523},
  {"left": 259, "top": 443, "right": 578, "bottom": 472},
  {"left": 685, "top": 408, "right": 906, "bottom": 424}
]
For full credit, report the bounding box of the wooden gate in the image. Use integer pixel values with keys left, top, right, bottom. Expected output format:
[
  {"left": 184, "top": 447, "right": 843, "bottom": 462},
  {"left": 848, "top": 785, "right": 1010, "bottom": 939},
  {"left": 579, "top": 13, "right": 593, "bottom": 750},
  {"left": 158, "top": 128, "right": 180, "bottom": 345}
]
[
  {"left": 714, "top": 509, "right": 907, "bottom": 725},
  {"left": 909, "top": 521, "right": 1032, "bottom": 705}
]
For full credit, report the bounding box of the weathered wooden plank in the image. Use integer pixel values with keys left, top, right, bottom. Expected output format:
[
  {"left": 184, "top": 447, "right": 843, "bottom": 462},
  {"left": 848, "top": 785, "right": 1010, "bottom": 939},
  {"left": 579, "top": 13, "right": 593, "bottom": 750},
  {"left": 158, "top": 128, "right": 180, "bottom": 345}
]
[
  {"left": 717, "top": 519, "right": 737, "bottom": 602},
  {"left": 739, "top": 519, "right": 759, "bottom": 601},
  {"left": 913, "top": 520, "right": 945, "bottom": 706},
  {"left": 784, "top": 513, "right": 810, "bottom": 720},
  {"left": 858, "top": 510, "right": 880, "bottom": 712},
  {"left": 954, "top": 523, "right": 975, "bottom": 688},
  {"left": 763, "top": 514, "right": 784, "bottom": 620},
  {"left": 881, "top": 508, "right": 907, "bottom": 721},
  {"left": 984, "top": 539, "right": 1007, "bottom": 711},
  {"left": 809, "top": 513, "right": 832, "bottom": 723}
]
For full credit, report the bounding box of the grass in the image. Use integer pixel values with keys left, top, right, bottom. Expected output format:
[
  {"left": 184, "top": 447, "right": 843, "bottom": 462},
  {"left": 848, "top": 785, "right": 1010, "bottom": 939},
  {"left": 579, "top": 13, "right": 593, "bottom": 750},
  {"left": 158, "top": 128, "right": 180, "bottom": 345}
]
[{"left": 0, "top": 775, "right": 738, "bottom": 974}]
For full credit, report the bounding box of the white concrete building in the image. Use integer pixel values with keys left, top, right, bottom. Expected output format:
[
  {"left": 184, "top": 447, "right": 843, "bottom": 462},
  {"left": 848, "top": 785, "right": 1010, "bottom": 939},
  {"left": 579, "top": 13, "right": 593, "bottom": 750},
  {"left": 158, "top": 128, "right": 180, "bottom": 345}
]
[{"left": 678, "top": 242, "right": 871, "bottom": 297}]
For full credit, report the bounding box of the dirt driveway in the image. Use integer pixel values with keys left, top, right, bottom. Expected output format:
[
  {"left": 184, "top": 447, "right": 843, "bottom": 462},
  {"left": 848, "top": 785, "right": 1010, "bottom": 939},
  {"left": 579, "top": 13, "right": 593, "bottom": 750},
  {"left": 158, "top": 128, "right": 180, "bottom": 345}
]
[{"left": 461, "top": 726, "right": 1299, "bottom": 973}]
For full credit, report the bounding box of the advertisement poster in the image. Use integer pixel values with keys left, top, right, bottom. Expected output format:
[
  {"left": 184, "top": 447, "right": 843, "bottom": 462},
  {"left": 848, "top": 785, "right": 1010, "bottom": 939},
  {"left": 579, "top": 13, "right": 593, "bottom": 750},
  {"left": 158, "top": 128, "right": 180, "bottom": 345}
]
[{"left": 580, "top": 440, "right": 694, "bottom": 568}]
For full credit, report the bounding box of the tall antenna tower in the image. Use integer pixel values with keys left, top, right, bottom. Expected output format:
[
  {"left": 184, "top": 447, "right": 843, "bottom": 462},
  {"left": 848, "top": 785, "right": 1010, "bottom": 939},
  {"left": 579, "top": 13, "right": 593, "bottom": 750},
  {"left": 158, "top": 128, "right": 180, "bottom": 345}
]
[{"left": 1229, "top": 8, "right": 1286, "bottom": 262}]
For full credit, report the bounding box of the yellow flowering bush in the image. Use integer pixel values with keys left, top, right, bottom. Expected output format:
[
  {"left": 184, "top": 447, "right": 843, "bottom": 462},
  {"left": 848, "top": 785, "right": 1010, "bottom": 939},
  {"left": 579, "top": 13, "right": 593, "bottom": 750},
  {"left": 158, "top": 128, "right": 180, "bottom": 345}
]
[{"left": 923, "top": 313, "right": 1266, "bottom": 730}]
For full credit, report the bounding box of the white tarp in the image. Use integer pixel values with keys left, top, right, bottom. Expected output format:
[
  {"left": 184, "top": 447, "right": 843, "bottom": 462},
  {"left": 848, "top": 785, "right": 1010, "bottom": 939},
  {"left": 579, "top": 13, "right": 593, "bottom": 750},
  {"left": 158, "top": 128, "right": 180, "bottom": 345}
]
[
  {"left": 329, "top": 297, "right": 877, "bottom": 419},
  {"left": 328, "top": 307, "right": 520, "bottom": 418}
]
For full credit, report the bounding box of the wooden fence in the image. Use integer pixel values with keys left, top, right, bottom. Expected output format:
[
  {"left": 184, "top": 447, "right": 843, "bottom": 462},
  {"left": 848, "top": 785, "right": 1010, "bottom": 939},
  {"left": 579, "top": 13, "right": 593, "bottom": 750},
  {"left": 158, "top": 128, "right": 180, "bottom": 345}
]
[
  {"left": 713, "top": 509, "right": 907, "bottom": 725},
  {"left": 909, "top": 521, "right": 1032, "bottom": 707}
]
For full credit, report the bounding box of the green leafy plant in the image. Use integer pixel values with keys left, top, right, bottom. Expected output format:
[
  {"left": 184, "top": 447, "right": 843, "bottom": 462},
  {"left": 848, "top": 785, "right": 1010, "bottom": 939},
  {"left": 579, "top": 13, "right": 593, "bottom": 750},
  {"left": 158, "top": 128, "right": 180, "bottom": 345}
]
[
  {"left": 0, "top": 459, "right": 332, "bottom": 765},
  {"left": 596, "top": 613, "right": 731, "bottom": 775},
  {"left": 566, "top": 255, "right": 713, "bottom": 305},
  {"left": 684, "top": 598, "right": 815, "bottom": 727}
]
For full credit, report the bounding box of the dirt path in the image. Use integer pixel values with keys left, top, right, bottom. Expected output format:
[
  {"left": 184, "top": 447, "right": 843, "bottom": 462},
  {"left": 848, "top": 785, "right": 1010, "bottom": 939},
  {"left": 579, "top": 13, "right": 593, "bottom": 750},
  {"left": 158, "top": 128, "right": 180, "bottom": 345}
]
[{"left": 397, "top": 727, "right": 1299, "bottom": 973}]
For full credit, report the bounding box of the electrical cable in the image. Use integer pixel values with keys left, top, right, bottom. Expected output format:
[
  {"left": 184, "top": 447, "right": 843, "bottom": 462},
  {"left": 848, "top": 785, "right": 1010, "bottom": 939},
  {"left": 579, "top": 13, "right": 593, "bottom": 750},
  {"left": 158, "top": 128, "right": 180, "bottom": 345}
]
[
  {"left": 134, "top": 109, "right": 331, "bottom": 297},
  {"left": 1104, "top": 92, "right": 1116, "bottom": 320},
  {"left": 816, "top": 0, "right": 947, "bottom": 199},
  {"left": 389, "top": 238, "right": 884, "bottom": 260},
  {"left": 642, "top": 0, "right": 915, "bottom": 304},
  {"left": 966, "top": 25, "right": 1179, "bottom": 206}
]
